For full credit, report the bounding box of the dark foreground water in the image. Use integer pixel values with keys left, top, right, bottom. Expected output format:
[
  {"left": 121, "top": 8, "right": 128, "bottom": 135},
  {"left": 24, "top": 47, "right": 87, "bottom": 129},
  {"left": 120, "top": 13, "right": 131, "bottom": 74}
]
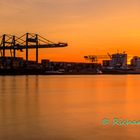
[{"left": 0, "top": 75, "right": 140, "bottom": 140}]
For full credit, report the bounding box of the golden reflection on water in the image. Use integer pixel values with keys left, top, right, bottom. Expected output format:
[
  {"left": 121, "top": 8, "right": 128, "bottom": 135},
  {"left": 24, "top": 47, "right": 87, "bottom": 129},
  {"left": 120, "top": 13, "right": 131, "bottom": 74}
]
[{"left": 0, "top": 75, "right": 140, "bottom": 140}]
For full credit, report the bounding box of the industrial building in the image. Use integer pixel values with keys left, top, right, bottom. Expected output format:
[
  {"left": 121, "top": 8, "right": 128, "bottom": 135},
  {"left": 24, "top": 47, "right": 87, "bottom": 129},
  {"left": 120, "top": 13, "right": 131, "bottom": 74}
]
[
  {"left": 130, "top": 56, "right": 140, "bottom": 69},
  {"left": 102, "top": 52, "right": 127, "bottom": 68}
]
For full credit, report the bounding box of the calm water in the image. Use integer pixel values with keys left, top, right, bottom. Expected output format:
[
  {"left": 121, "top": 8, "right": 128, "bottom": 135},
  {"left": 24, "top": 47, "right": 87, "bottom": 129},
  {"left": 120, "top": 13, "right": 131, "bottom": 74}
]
[{"left": 0, "top": 75, "right": 140, "bottom": 140}]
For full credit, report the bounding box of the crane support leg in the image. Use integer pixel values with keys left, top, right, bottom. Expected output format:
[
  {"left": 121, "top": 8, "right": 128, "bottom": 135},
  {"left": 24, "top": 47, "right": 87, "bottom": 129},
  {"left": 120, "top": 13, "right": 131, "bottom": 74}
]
[
  {"left": 26, "top": 33, "right": 29, "bottom": 64},
  {"left": 2, "top": 34, "right": 5, "bottom": 57},
  {"left": 36, "top": 34, "right": 38, "bottom": 64}
]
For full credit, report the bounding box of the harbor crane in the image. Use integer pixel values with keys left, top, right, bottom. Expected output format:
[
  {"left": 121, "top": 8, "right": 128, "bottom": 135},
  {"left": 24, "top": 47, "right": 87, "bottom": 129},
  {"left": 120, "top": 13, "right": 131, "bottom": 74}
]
[
  {"left": 0, "top": 33, "right": 68, "bottom": 64},
  {"left": 84, "top": 52, "right": 132, "bottom": 63},
  {"left": 84, "top": 55, "right": 110, "bottom": 63}
]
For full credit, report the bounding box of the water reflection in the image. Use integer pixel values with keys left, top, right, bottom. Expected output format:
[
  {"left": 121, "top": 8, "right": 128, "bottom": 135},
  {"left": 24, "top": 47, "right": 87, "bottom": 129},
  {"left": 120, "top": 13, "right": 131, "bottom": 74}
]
[
  {"left": 0, "top": 76, "right": 40, "bottom": 139},
  {"left": 0, "top": 75, "right": 140, "bottom": 140}
]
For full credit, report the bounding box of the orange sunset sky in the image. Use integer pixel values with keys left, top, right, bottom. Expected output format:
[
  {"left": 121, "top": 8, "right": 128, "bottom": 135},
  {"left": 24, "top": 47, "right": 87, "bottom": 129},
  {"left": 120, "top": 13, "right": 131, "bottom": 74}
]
[{"left": 0, "top": 0, "right": 140, "bottom": 62}]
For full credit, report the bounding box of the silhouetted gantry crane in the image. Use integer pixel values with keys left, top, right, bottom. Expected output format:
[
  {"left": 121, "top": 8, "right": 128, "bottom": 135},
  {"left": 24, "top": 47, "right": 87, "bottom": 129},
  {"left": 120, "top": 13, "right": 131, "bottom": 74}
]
[
  {"left": 84, "top": 55, "right": 110, "bottom": 63},
  {"left": 0, "top": 33, "right": 68, "bottom": 64}
]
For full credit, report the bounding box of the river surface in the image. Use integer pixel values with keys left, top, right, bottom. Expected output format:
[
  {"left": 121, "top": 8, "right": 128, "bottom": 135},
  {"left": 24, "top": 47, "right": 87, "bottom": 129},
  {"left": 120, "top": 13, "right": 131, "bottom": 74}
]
[{"left": 0, "top": 75, "right": 140, "bottom": 140}]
